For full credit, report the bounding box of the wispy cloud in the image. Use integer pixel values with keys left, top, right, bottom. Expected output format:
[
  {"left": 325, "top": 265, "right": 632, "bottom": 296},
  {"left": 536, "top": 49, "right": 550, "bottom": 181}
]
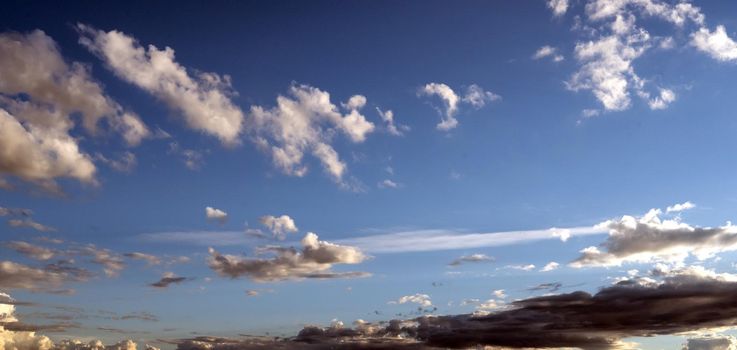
[{"left": 338, "top": 226, "right": 605, "bottom": 253}]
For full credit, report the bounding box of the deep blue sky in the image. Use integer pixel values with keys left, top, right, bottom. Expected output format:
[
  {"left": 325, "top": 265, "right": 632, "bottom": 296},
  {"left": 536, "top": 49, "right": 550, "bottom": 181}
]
[{"left": 3, "top": 1, "right": 737, "bottom": 349}]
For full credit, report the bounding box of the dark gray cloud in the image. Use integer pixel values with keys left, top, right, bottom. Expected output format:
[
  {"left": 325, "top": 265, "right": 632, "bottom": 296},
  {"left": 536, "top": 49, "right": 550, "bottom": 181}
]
[
  {"left": 150, "top": 273, "right": 191, "bottom": 288},
  {"left": 172, "top": 269, "right": 737, "bottom": 349}
]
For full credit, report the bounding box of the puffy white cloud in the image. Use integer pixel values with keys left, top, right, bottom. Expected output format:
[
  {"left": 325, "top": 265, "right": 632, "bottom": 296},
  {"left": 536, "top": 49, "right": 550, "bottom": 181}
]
[
  {"left": 207, "top": 232, "right": 369, "bottom": 282},
  {"left": 420, "top": 83, "right": 500, "bottom": 131},
  {"left": 692, "top": 25, "right": 737, "bottom": 62},
  {"left": 547, "top": 0, "right": 568, "bottom": 17},
  {"left": 77, "top": 24, "right": 243, "bottom": 145},
  {"left": 0, "top": 30, "right": 148, "bottom": 191},
  {"left": 462, "top": 84, "right": 501, "bottom": 109},
  {"left": 667, "top": 201, "right": 696, "bottom": 213},
  {"left": 565, "top": 0, "right": 723, "bottom": 113},
  {"left": 389, "top": 293, "right": 432, "bottom": 308},
  {"left": 248, "top": 84, "right": 374, "bottom": 185},
  {"left": 492, "top": 289, "right": 506, "bottom": 299},
  {"left": 205, "top": 207, "right": 228, "bottom": 224},
  {"left": 532, "top": 45, "right": 564, "bottom": 62},
  {"left": 540, "top": 261, "right": 560, "bottom": 272},
  {"left": 448, "top": 253, "right": 494, "bottom": 267},
  {"left": 419, "top": 83, "right": 460, "bottom": 131},
  {"left": 259, "top": 215, "right": 298, "bottom": 240},
  {"left": 572, "top": 206, "right": 737, "bottom": 267}
]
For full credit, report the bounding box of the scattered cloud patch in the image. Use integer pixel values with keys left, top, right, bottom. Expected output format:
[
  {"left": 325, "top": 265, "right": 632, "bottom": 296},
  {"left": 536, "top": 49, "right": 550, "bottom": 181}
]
[
  {"left": 448, "top": 253, "right": 494, "bottom": 267},
  {"left": 205, "top": 207, "right": 228, "bottom": 224},
  {"left": 532, "top": 45, "right": 564, "bottom": 62},
  {"left": 259, "top": 215, "right": 298, "bottom": 240}
]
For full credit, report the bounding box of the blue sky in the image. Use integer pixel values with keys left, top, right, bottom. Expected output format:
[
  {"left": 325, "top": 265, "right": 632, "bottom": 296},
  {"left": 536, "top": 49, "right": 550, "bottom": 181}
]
[{"left": 4, "top": 1, "right": 737, "bottom": 349}]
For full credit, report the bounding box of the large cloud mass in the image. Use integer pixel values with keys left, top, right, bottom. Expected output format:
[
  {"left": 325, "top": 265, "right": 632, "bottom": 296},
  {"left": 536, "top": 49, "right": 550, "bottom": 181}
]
[
  {"left": 572, "top": 206, "right": 737, "bottom": 267},
  {"left": 77, "top": 24, "right": 244, "bottom": 145},
  {"left": 0, "top": 30, "right": 148, "bottom": 191}
]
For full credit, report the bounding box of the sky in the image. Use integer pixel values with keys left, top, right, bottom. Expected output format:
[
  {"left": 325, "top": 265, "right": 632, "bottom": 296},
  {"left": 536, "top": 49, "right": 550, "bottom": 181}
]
[{"left": 3, "top": 0, "right": 737, "bottom": 349}]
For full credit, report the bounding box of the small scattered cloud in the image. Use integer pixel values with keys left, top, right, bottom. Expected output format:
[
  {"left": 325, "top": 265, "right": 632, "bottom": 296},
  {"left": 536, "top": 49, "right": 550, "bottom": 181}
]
[
  {"left": 8, "top": 219, "right": 55, "bottom": 232},
  {"left": 150, "top": 272, "right": 190, "bottom": 288},
  {"left": 419, "top": 83, "right": 499, "bottom": 131},
  {"left": 389, "top": 293, "right": 432, "bottom": 308},
  {"left": 547, "top": 0, "right": 568, "bottom": 17},
  {"left": 259, "top": 215, "right": 298, "bottom": 240},
  {"left": 377, "top": 179, "right": 400, "bottom": 189},
  {"left": 540, "top": 261, "right": 560, "bottom": 272},
  {"left": 376, "top": 107, "right": 409, "bottom": 136},
  {"left": 448, "top": 253, "right": 494, "bottom": 267},
  {"left": 205, "top": 207, "right": 228, "bottom": 224},
  {"left": 532, "top": 45, "right": 564, "bottom": 62}
]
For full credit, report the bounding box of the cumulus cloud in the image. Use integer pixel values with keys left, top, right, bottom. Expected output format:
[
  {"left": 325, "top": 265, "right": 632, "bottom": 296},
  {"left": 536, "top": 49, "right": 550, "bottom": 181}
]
[
  {"left": 532, "top": 45, "right": 564, "bottom": 62},
  {"left": 389, "top": 294, "right": 432, "bottom": 308},
  {"left": 572, "top": 206, "right": 737, "bottom": 267},
  {"left": 0, "top": 30, "right": 148, "bottom": 192},
  {"left": 259, "top": 215, "right": 298, "bottom": 240},
  {"left": 448, "top": 254, "right": 494, "bottom": 267},
  {"left": 540, "top": 261, "right": 560, "bottom": 272},
  {"left": 692, "top": 25, "right": 737, "bottom": 62},
  {"left": 667, "top": 201, "right": 696, "bottom": 213},
  {"left": 207, "top": 232, "right": 369, "bottom": 282},
  {"left": 205, "top": 207, "right": 228, "bottom": 224},
  {"left": 561, "top": 0, "right": 737, "bottom": 114},
  {"left": 375, "top": 108, "right": 409, "bottom": 136},
  {"left": 77, "top": 24, "right": 244, "bottom": 145},
  {"left": 547, "top": 0, "right": 568, "bottom": 17},
  {"left": 150, "top": 272, "right": 190, "bottom": 288},
  {"left": 419, "top": 83, "right": 500, "bottom": 131},
  {"left": 248, "top": 84, "right": 374, "bottom": 185}
]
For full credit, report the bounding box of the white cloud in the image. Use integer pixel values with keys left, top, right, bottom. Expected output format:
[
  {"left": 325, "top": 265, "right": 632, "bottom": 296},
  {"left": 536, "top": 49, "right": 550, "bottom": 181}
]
[
  {"left": 642, "top": 88, "right": 676, "bottom": 110},
  {"left": 666, "top": 201, "right": 696, "bottom": 213},
  {"left": 77, "top": 24, "right": 244, "bottom": 145},
  {"left": 205, "top": 207, "right": 228, "bottom": 224},
  {"left": 692, "top": 25, "right": 737, "bottom": 62},
  {"left": 94, "top": 152, "right": 137, "bottom": 173},
  {"left": 4, "top": 241, "right": 55, "bottom": 261},
  {"left": 248, "top": 84, "right": 374, "bottom": 185},
  {"left": 0, "top": 30, "right": 148, "bottom": 191},
  {"left": 389, "top": 293, "right": 432, "bottom": 308},
  {"left": 492, "top": 289, "right": 507, "bottom": 299},
  {"left": 124, "top": 252, "right": 161, "bottom": 266},
  {"left": 377, "top": 179, "right": 400, "bottom": 189},
  {"left": 507, "top": 264, "right": 536, "bottom": 271},
  {"left": 339, "top": 226, "right": 604, "bottom": 253},
  {"left": 547, "top": 0, "right": 568, "bottom": 17},
  {"left": 259, "top": 215, "right": 298, "bottom": 239},
  {"left": 532, "top": 45, "right": 564, "bottom": 62},
  {"left": 420, "top": 83, "right": 500, "bottom": 131},
  {"left": 540, "top": 261, "right": 560, "bottom": 272},
  {"left": 420, "top": 83, "right": 460, "bottom": 131},
  {"left": 375, "top": 107, "right": 409, "bottom": 136},
  {"left": 462, "top": 84, "right": 501, "bottom": 109}
]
